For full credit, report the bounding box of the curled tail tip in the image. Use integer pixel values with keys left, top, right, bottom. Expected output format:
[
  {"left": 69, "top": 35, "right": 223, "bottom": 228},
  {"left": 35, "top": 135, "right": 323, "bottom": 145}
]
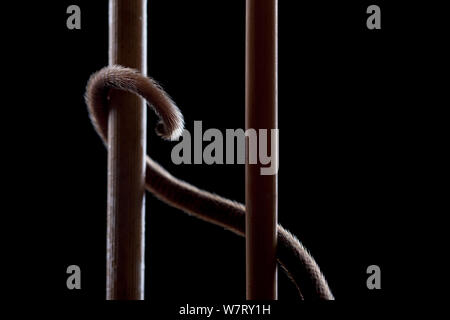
[
  {"left": 155, "top": 116, "right": 184, "bottom": 141},
  {"left": 86, "top": 64, "right": 184, "bottom": 142}
]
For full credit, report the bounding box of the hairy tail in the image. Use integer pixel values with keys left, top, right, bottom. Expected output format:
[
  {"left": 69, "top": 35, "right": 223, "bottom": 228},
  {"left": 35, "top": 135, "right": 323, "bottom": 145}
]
[{"left": 85, "top": 65, "right": 334, "bottom": 300}]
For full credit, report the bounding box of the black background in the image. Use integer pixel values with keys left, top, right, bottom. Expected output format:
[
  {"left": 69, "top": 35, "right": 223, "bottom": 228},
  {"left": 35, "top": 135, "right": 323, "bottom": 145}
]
[{"left": 8, "top": 0, "right": 446, "bottom": 315}]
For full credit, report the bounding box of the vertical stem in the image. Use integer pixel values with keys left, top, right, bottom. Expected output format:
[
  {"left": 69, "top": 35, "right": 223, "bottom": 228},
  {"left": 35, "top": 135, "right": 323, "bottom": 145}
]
[
  {"left": 245, "top": 0, "right": 278, "bottom": 300},
  {"left": 107, "top": 0, "right": 147, "bottom": 300}
]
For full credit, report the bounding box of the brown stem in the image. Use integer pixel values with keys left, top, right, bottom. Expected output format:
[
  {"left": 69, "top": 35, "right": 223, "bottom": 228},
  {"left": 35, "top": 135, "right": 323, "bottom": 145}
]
[
  {"left": 245, "top": 0, "right": 278, "bottom": 300},
  {"left": 106, "top": 0, "right": 147, "bottom": 300}
]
